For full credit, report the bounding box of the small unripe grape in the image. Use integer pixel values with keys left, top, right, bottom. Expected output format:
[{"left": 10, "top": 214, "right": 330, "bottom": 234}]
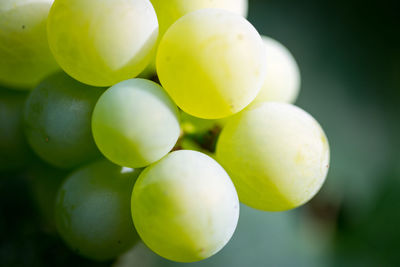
[
  {"left": 216, "top": 102, "right": 330, "bottom": 211},
  {"left": 55, "top": 160, "right": 141, "bottom": 261},
  {"left": 157, "top": 9, "right": 266, "bottom": 119},
  {"left": 131, "top": 150, "right": 239, "bottom": 262},
  {"left": 0, "top": 88, "right": 34, "bottom": 171},
  {"left": 24, "top": 72, "right": 104, "bottom": 169}
]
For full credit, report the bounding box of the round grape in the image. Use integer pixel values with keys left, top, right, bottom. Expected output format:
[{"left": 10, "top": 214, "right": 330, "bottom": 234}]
[
  {"left": 55, "top": 160, "right": 141, "bottom": 261},
  {"left": 0, "top": 0, "right": 59, "bottom": 89},
  {"left": 216, "top": 102, "right": 330, "bottom": 211},
  {"left": 92, "top": 79, "right": 180, "bottom": 168},
  {"left": 24, "top": 72, "right": 104, "bottom": 169},
  {"left": 151, "top": 0, "right": 247, "bottom": 36},
  {"left": 47, "top": 0, "right": 158, "bottom": 86},
  {"left": 252, "top": 36, "right": 301, "bottom": 104},
  {"left": 0, "top": 88, "right": 34, "bottom": 171},
  {"left": 157, "top": 9, "right": 266, "bottom": 119},
  {"left": 131, "top": 150, "right": 239, "bottom": 262}
]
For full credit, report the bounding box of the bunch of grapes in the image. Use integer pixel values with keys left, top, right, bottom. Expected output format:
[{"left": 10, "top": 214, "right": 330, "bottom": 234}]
[{"left": 0, "top": 0, "right": 330, "bottom": 263}]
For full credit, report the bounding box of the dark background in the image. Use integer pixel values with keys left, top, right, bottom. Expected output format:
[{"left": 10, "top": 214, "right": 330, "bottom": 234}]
[{"left": 1, "top": 0, "right": 399, "bottom": 266}]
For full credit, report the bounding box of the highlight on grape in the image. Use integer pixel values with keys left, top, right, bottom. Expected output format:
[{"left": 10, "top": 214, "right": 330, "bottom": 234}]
[{"left": 0, "top": 0, "right": 330, "bottom": 263}]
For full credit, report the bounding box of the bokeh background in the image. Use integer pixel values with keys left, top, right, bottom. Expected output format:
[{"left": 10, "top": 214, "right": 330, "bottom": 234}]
[{"left": 1, "top": 0, "right": 399, "bottom": 266}]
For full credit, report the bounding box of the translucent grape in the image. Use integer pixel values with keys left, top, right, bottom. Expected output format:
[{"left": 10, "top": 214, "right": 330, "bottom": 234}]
[
  {"left": 24, "top": 72, "right": 104, "bottom": 169},
  {"left": 144, "top": 0, "right": 248, "bottom": 76},
  {"left": 55, "top": 160, "right": 141, "bottom": 261},
  {"left": 0, "top": 0, "right": 59, "bottom": 89},
  {"left": 151, "top": 0, "right": 248, "bottom": 36},
  {"left": 216, "top": 102, "right": 330, "bottom": 211},
  {"left": 131, "top": 150, "right": 239, "bottom": 262},
  {"left": 47, "top": 0, "right": 158, "bottom": 86},
  {"left": 157, "top": 9, "right": 266, "bottom": 119},
  {"left": 0, "top": 88, "right": 34, "bottom": 171},
  {"left": 252, "top": 36, "right": 301, "bottom": 104},
  {"left": 92, "top": 79, "right": 180, "bottom": 168}
]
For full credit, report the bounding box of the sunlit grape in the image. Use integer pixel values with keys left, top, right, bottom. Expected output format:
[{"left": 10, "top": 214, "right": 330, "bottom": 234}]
[
  {"left": 157, "top": 9, "right": 265, "bottom": 119},
  {"left": 92, "top": 79, "right": 180, "bottom": 168},
  {"left": 216, "top": 102, "right": 330, "bottom": 211},
  {"left": 47, "top": 0, "right": 158, "bottom": 86},
  {"left": 252, "top": 36, "right": 301, "bottom": 104},
  {"left": 0, "top": 0, "right": 59, "bottom": 89},
  {"left": 131, "top": 150, "right": 239, "bottom": 262}
]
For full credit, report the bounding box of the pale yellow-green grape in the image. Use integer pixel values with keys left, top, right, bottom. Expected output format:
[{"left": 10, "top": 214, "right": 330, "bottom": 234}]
[
  {"left": 146, "top": 0, "right": 248, "bottom": 76},
  {"left": 131, "top": 150, "right": 239, "bottom": 262},
  {"left": 0, "top": 0, "right": 59, "bottom": 89},
  {"left": 47, "top": 0, "right": 158, "bottom": 86},
  {"left": 216, "top": 102, "right": 330, "bottom": 211},
  {"left": 252, "top": 36, "right": 301, "bottom": 104},
  {"left": 157, "top": 9, "right": 266, "bottom": 119},
  {"left": 151, "top": 0, "right": 248, "bottom": 37},
  {"left": 55, "top": 160, "right": 141, "bottom": 261},
  {"left": 92, "top": 79, "right": 180, "bottom": 168}
]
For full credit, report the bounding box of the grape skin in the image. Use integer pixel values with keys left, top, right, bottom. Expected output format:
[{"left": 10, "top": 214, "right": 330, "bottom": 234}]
[
  {"left": 216, "top": 102, "right": 330, "bottom": 211},
  {"left": 157, "top": 9, "right": 266, "bottom": 119},
  {"left": 131, "top": 150, "right": 239, "bottom": 262},
  {"left": 47, "top": 0, "right": 159, "bottom": 86},
  {"left": 0, "top": 0, "right": 59, "bottom": 89},
  {"left": 151, "top": 0, "right": 248, "bottom": 36},
  {"left": 0, "top": 88, "right": 33, "bottom": 171},
  {"left": 252, "top": 36, "right": 301, "bottom": 104},
  {"left": 140, "top": 0, "right": 248, "bottom": 76},
  {"left": 24, "top": 72, "right": 104, "bottom": 169},
  {"left": 92, "top": 79, "right": 180, "bottom": 168},
  {"left": 55, "top": 160, "right": 141, "bottom": 261}
]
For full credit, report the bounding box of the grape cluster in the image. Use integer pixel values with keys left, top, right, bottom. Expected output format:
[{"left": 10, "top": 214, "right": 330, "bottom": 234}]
[{"left": 0, "top": 0, "right": 330, "bottom": 263}]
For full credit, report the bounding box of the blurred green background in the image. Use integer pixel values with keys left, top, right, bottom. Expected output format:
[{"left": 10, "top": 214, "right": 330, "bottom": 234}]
[{"left": 1, "top": 0, "right": 399, "bottom": 266}]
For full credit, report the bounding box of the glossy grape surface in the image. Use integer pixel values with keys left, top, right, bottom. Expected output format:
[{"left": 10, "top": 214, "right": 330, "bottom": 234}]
[
  {"left": 47, "top": 0, "right": 158, "bottom": 86},
  {"left": 92, "top": 79, "right": 180, "bottom": 168},
  {"left": 216, "top": 102, "right": 330, "bottom": 211},
  {"left": 157, "top": 9, "right": 266, "bottom": 119},
  {"left": 253, "top": 36, "right": 301, "bottom": 104},
  {"left": 0, "top": 0, "right": 59, "bottom": 89},
  {"left": 132, "top": 150, "right": 239, "bottom": 262}
]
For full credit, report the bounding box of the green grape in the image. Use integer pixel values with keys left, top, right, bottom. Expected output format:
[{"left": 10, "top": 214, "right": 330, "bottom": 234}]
[
  {"left": 157, "top": 9, "right": 266, "bottom": 119},
  {"left": 55, "top": 160, "right": 141, "bottom": 261},
  {"left": 0, "top": 0, "right": 59, "bottom": 90},
  {"left": 0, "top": 88, "right": 34, "bottom": 171},
  {"left": 252, "top": 36, "right": 301, "bottom": 104},
  {"left": 151, "top": 0, "right": 248, "bottom": 37},
  {"left": 145, "top": 0, "right": 248, "bottom": 76},
  {"left": 131, "top": 150, "right": 239, "bottom": 262},
  {"left": 216, "top": 102, "right": 330, "bottom": 211},
  {"left": 92, "top": 79, "right": 180, "bottom": 168},
  {"left": 47, "top": 0, "right": 158, "bottom": 86},
  {"left": 28, "top": 160, "right": 67, "bottom": 231},
  {"left": 24, "top": 72, "right": 105, "bottom": 169}
]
